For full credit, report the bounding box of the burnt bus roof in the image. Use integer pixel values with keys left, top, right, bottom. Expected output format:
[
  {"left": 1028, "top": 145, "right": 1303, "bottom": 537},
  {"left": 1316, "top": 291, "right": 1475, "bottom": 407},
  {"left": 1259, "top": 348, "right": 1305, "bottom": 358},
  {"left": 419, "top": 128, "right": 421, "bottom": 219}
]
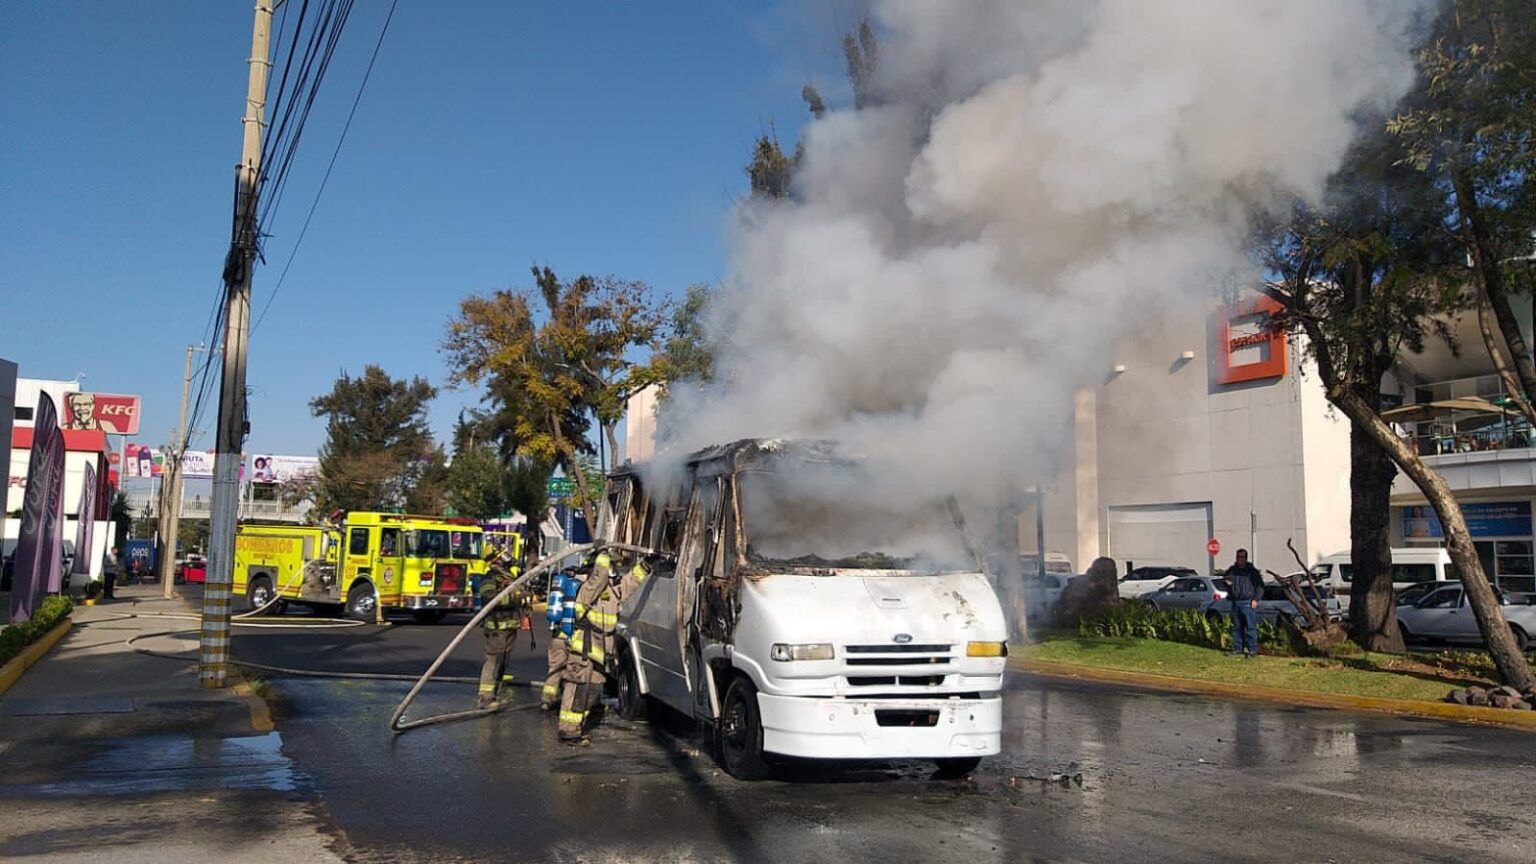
[{"left": 607, "top": 438, "right": 847, "bottom": 480}]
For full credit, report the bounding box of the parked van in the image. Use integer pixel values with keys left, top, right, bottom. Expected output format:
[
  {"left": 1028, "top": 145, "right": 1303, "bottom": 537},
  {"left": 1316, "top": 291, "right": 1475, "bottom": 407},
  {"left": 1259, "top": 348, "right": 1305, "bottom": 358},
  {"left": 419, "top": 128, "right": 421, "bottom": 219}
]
[
  {"left": 1310, "top": 548, "right": 1456, "bottom": 601},
  {"left": 604, "top": 440, "right": 1009, "bottom": 780}
]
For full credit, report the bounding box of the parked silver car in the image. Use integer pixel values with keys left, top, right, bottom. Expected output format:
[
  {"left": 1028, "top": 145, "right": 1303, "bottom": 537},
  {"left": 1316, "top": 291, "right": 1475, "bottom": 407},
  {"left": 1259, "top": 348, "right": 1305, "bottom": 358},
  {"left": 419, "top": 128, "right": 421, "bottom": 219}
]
[
  {"left": 1142, "top": 576, "right": 1230, "bottom": 611},
  {"left": 1202, "top": 582, "right": 1343, "bottom": 626},
  {"left": 1397, "top": 584, "right": 1536, "bottom": 651}
]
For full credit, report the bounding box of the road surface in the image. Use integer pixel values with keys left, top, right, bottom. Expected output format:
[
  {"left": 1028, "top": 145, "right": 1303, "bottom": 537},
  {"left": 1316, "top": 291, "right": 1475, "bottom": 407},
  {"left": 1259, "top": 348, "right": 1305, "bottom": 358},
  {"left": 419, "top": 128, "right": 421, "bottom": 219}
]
[{"left": 228, "top": 619, "right": 1536, "bottom": 863}]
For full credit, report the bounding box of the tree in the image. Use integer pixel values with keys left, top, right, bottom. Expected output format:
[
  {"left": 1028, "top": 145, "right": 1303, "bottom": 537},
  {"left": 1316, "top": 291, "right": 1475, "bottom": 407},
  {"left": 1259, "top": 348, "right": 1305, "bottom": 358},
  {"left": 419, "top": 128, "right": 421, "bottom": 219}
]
[
  {"left": 747, "top": 17, "right": 882, "bottom": 201},
  {"left": 745, "top": 132, "right": 797, "bottom": 200},
  {"left": 309, "top": 365, "right": 439, "bottom": 513},
  {"left": 445, "top": 442, "right": 505, "bottom": 520},
  {"left": 1260, "top": 138, "right": 1536, "bottom": 687},
  {"left": 653, "top": 283, "right": 715, "bottom": 388},
  {"left": 404, "top": 447, "right": 450, "bottom": 515},
  {"left": 1260, "top": 133, "right": 1461, "bottom": 653},
  {"left": 841, "top": 17, "right": 879, "bottom": 110},
  {"left": 110, "top": 492, "right": 132, "bottom": 550},
  {"left": 444, "top": 266, "right": 665, "bottom": 528},
  {"left": 1389, "top": 0, "right": 1536, "bottom": 422}
]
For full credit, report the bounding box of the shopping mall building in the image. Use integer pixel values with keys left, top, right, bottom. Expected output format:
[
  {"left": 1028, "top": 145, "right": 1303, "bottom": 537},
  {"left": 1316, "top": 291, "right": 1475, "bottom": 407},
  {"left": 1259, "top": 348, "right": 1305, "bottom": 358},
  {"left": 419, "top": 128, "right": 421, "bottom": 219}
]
[{"left": 623, "top": 292, "right": 1536, "bottom": 591}]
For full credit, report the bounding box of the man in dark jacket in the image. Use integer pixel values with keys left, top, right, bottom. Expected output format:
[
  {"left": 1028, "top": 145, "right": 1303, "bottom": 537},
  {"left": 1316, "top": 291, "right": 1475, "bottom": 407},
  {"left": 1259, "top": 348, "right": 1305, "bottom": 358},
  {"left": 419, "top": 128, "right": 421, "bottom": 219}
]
[{"left": 1226, "top": 549, "right": 1265, "bottom": 657}]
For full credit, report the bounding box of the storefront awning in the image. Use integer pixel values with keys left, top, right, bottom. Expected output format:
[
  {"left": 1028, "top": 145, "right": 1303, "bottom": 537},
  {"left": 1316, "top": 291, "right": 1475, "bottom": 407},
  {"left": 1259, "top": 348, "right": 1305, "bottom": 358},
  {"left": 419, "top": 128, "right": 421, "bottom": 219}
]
[{"left": 1381, "top": 397, "right": 1514, "bottom": 423}]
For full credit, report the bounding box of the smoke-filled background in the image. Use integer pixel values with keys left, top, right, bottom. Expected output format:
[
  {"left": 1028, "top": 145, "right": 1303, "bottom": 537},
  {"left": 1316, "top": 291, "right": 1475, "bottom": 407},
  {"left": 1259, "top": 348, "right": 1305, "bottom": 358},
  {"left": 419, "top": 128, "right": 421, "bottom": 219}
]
[{"left": 662, "top": 0, "right": 1428, "bottom": 562}]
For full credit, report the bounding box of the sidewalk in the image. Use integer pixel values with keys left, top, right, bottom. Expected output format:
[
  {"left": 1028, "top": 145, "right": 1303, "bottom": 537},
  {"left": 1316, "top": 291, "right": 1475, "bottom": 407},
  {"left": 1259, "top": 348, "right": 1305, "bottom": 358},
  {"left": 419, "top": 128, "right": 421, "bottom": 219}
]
[{"left": 0, "top": 583, "right": 348, "bottom": 863}]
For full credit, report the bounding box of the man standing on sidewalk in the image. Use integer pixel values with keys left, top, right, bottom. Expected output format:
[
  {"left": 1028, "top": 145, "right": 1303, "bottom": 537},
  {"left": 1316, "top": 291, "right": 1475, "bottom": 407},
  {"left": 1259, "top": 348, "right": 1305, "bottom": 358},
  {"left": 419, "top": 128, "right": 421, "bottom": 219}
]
[{"left": 1226, "top": 549, "right": 1264, "bottom": 658}]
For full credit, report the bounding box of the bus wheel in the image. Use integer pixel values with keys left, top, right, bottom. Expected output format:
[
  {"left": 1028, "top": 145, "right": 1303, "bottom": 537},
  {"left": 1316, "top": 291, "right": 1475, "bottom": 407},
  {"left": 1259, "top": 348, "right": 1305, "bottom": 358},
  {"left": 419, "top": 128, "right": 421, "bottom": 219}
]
[
  {"left": 716, "top": 677, "right": 770, "bottom": 781},
  {"left": 247, "top": 577, "right": 277, "bottom": 615},
  {"left": 411, "top": 610, "right": 447, "bottom": 624},
  {"left": 616, "top": 650, "right": 648, "bottom": 721},
  {"left": 933, "top": 757, "right": 982, "bottom": 779},
  {"left": 346, "top": 582, "right": 377, "bottom": 622}
]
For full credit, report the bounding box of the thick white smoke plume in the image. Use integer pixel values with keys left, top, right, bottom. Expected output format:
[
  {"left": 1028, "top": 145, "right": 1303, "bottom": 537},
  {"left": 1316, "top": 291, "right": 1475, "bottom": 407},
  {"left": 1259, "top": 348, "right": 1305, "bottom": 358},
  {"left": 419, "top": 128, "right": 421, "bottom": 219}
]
[{"left": 664, "top": 1, "right": 1426, "bottom": 559}]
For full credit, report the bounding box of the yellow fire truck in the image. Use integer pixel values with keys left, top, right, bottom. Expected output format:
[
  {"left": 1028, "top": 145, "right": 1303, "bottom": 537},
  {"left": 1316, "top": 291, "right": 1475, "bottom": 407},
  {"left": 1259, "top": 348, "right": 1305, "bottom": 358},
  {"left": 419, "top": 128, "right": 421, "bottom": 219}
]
[{"left": 233, "top": 512, "right": 486, "bottom": 622}]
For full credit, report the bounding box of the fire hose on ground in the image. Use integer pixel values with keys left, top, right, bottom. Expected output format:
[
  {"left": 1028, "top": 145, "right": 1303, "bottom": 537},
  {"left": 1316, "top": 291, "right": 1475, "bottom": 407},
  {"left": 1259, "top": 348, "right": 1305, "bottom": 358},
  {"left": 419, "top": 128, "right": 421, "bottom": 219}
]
[{"left": 388, "top": 541, "right": 661, "bottom": 734}]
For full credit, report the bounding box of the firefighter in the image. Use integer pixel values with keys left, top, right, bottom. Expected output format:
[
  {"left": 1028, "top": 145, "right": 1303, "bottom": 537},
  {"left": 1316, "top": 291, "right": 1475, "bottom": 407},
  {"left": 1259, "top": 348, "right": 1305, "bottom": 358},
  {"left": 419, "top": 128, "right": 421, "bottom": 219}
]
[
  {"left": 558, "top": 551, "right": 649, "bottom": 743},
  {"left": 476, "top": 565, "right": 525, "bottom": 709},
  {"left": 541, "top": 568, "right": 578, "bottom": 711}
]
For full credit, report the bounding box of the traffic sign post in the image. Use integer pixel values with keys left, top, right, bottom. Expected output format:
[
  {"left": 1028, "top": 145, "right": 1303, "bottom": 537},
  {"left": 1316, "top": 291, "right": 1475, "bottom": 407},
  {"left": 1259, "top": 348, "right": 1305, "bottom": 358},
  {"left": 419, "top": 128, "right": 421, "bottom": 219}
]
[{"left": 1206, "top": 538, "right": 1221, "bottom": 557}]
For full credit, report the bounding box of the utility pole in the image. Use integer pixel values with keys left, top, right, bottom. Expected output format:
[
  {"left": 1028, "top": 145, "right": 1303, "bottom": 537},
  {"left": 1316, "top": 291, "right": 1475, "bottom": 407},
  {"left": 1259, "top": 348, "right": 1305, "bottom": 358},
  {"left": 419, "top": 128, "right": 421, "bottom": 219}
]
[
  {"left": 201, "top": 0, "right": 272, "bottom": 689},
  {"left": 159, "top": 344, "right": 205, "bottom": 597}
]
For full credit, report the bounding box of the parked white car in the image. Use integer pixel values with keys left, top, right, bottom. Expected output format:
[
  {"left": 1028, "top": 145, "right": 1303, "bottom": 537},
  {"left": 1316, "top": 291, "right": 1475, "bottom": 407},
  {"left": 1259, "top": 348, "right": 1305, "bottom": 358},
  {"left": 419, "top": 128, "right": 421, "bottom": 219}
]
[
  {"left": 1117, "top": 565, "right": 1199, "bottom": 600},
  {"left": 1397, "top": 584, "right": 1536, "bottom": 651}
]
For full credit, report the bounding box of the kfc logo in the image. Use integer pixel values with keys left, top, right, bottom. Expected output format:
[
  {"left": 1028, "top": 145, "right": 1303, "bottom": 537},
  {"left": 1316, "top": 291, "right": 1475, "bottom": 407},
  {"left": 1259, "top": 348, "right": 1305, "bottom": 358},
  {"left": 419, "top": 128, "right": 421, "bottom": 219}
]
[{"left": 60, "top": 392, "right": 141, "bottom": 435}]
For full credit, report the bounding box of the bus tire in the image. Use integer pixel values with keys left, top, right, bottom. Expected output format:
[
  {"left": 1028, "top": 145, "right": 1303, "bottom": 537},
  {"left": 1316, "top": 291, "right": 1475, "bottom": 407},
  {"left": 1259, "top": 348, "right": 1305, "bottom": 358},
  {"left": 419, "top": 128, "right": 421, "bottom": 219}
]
[
  {"left": 616, "top": 650, "right": 648, "bottom": 722},
  {"left": 346, "top": 581, "right": 378, "bottom": 622},
  {"left": 716, "top": 676, "right": 770, "bottom": 781},
  {"left": 933, "top": 757, "right": 982, "bottom": 779}
]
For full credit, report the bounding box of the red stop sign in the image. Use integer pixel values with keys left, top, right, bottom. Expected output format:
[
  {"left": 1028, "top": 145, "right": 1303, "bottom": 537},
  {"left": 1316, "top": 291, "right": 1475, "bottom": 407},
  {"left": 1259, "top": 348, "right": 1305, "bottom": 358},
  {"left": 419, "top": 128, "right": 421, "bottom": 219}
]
[{"left": 1207, "top": 538, "right": 1221, "bottom": 556}]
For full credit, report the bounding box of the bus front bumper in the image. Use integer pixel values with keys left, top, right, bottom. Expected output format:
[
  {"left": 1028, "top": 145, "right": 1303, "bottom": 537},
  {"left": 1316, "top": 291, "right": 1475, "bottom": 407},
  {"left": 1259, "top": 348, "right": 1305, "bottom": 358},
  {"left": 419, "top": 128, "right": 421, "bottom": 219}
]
[{"left": 755, "top": 692, "right": 1002, "bottom": 760}]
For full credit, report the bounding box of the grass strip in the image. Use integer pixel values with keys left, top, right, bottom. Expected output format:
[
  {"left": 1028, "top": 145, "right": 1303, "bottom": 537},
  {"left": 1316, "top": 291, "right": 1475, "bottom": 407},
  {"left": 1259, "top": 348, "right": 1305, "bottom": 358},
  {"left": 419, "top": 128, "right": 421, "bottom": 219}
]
[{"left": 1018, "top": 636, "right": 1497, "bottom": 703}]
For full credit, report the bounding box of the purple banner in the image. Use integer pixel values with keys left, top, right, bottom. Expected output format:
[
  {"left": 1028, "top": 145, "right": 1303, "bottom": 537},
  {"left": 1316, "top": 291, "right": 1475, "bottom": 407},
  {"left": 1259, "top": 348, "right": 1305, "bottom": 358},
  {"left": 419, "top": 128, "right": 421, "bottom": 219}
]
[
  {"left": 72, "top": 463, "right": 97, "bottom": 577},
  {"left": 45, "top": 458, "right": 64, "bottom": 594},
  {"left": 10, "top": 394, "right": 64, "bottom": 622}
]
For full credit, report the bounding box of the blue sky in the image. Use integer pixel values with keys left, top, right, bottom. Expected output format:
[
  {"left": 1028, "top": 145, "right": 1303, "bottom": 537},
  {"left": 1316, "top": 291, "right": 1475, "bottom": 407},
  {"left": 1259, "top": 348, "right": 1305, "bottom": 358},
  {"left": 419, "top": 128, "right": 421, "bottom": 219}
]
[{"left": 3, "top": 1, "right": 849, "bottom": 468}]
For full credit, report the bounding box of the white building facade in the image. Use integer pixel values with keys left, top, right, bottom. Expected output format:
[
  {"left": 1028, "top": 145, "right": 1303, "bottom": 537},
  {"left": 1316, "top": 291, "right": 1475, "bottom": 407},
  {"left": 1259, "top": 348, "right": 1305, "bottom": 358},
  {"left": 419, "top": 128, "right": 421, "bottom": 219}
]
[{"left": 1030, "top": 295, "right": 1352, "bottom": 576}]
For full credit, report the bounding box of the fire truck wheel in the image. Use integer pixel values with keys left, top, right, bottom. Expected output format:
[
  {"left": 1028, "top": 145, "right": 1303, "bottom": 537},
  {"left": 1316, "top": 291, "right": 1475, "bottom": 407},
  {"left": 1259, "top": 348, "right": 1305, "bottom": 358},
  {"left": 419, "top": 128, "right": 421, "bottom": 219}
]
[
  {"left": 717, "top": 676, "right": 770, "bottom": 781},
  {"left": 411, "top": 610, "right": 447, "bottom": 624},
  {"left": 346, "top": 582, "right": 378, "bottom": 621},
  {"left": 246, "top": 577, "right": 278, "bottom": 616}
]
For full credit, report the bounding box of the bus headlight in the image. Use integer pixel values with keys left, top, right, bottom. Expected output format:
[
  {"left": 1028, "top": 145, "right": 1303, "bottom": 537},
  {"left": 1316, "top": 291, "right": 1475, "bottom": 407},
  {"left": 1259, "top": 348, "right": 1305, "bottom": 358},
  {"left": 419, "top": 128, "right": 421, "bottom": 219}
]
[
  {"left": 966, "top": 641, "right": 1008, "bottom": 657},
  {"left": 770, "top": 643, "right": 834, "bottom": 661}
]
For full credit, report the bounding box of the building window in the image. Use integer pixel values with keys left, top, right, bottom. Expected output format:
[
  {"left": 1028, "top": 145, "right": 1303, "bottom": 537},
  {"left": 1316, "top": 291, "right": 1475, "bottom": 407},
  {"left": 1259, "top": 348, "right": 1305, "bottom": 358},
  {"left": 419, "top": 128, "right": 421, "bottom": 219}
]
[{"left": 1495, "top": 540, "right": 1534, "bottom": 594}]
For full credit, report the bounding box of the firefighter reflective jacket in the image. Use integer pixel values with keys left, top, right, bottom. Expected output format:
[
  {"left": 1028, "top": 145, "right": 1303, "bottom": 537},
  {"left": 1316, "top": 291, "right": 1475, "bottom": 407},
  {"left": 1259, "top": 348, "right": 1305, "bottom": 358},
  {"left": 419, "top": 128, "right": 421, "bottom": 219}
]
[
  {"left": 479, "top": 569, "right": 522, "bottom": 631},
  {"left": 568, "top": 553, "right": 649, "bottom": 665}
]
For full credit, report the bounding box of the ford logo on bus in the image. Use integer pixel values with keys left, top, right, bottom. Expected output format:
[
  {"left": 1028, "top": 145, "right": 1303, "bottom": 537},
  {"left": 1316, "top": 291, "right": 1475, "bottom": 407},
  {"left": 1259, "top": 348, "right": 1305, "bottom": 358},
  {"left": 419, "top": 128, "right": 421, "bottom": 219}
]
[{"left": 893, "top": 633, "right": 913, "bottom": 644}]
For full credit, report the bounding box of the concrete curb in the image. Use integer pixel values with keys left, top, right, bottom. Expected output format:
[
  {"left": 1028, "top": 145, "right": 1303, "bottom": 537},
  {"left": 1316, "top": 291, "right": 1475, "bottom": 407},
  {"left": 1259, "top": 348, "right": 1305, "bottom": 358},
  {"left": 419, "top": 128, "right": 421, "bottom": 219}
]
[
  {"left": 0, "top": 617, "right": 74, "bottom": 698},
  {"left": 1009, "top": 656, "right": 1536, "bottom": 733},
  {"left": 171, "top": 589, "right": 276, "bottom": 733}
]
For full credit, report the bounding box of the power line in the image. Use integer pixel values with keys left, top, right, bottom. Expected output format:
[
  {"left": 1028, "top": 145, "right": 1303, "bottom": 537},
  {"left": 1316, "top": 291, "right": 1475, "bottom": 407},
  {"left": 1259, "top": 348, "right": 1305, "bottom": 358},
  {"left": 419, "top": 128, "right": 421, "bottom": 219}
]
[{"left": 253, "top": 0, "right": 398, "bottom": 334}]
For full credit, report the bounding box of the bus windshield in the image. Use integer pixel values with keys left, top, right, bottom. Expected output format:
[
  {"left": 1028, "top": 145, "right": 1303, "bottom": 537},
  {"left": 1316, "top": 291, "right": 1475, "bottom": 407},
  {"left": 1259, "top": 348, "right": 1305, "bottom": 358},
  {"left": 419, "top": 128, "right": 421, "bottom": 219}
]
[{"left": 737, "top": 462, "right": 970, "bottom": 571}]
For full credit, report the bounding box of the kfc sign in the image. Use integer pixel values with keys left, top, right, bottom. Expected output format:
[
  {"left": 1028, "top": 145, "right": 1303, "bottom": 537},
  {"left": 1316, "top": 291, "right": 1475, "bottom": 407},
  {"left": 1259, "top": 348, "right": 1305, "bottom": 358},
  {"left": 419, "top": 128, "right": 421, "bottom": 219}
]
[
  {"left": 1217, "top": 297, "right": 1287, "bottom": 384},
  {"left": 60, "top": 392, "right": 141, "bottom": 435}
]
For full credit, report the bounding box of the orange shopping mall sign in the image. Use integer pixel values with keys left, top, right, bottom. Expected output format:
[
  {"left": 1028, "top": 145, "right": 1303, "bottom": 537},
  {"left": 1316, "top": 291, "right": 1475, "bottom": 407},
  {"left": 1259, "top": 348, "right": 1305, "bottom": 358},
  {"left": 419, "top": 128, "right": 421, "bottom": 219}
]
[{"left": 1217, "top": 296, "right": 1287, "bottom": 384}]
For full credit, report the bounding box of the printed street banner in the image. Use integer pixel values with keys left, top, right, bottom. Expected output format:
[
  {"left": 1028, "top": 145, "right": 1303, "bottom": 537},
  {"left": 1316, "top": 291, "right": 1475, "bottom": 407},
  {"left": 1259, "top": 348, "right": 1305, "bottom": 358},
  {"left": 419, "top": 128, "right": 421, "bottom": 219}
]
[
  {"left": 10, "top": 394, "right": 64, "bottom": 622},
  {"left": 72, "top": 463, "right": 97, "bottom": 577}
]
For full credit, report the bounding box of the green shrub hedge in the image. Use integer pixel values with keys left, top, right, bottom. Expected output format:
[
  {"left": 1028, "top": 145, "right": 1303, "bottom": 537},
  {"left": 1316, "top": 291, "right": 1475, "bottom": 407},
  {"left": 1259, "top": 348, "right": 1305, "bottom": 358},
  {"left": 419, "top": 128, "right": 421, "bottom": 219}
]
[
  {"left": 1077, "top": 603, "right": 1290, "bottom": 654},
  {"left": 0, "top": 594, "right": 74, "bottom": 667}
]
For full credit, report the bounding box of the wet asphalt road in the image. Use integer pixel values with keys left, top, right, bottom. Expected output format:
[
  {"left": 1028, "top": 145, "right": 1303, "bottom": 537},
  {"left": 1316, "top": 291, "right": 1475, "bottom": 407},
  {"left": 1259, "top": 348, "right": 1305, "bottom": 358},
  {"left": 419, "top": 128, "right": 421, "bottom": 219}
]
[{"left": 231, "top": 618, "right": 1536, "bottom": 864}]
